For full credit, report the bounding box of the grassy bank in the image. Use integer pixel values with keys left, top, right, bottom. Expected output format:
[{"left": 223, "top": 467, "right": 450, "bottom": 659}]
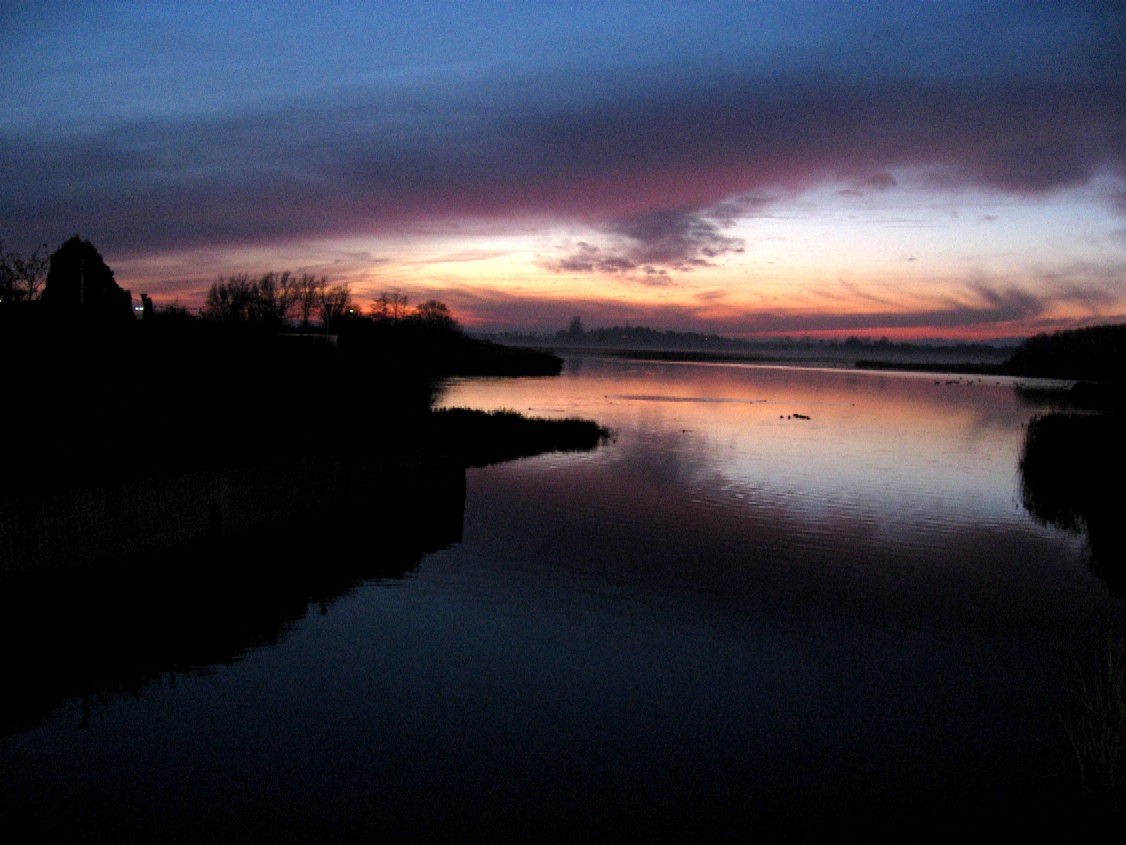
[
  {"left": 0, "top": 312, "right": 606, "bottom": 583},
  {"left": 1069, "top": 636, "right": 1126, "bottom": 830},
  {"left": 1020, "top": 411, "right": 1126, "bottom": 593},
  {"left": 1, "top": 409, "right": 609, "bottom": 586},
  {"left": 0, "top": 406, "right": 608, "bottom": 734}
]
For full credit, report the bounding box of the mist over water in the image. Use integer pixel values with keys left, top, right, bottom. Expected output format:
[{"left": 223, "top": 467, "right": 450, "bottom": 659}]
[{"left": 2, "top": 357, "right": 1120, "bottom": 841}]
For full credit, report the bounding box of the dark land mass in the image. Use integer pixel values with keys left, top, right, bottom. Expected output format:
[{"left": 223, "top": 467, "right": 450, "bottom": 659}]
[
  {"left": 1005, "top": 323, "right": 1126, "bottom": 382},
  {"left": 0, "top": 302, "right": 605, "bottom": 577},
  {"left": 0, "top": 306, "right": 607, "bottom": 736},
  {"left": 855, "top": 323, "right": 1126, "bottom": 386},
  {"left": 1, "top": 237, "right": 603, "bottom": 733},
  {"left": 0, "top": 413, "right": 608, "bottom": 738},
  {"left": 338, "top": 313, "right": 563, "bottom": 378},
  {"left": 1021, "top": 411, "right": 1126, "bottom": 595},
  {"left": 1016, "top": 380, "right": 1126, "bottom": 411},
  {"left": 0, "top": 307, "right": 569, "bottom": 494}
]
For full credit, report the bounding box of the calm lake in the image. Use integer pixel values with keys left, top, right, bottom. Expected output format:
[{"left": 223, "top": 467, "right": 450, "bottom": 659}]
[{"left": 2, "top": 356, "right": 1122, "bottom": 841}]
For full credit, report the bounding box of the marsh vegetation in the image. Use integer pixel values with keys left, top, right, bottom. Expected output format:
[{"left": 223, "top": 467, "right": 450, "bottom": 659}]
[
  {"left": 1020, "top": 411, "right": 1126, "bottom": 594},
  {"left": 0, "top": 238, "right": 601, "bottom": 582}
]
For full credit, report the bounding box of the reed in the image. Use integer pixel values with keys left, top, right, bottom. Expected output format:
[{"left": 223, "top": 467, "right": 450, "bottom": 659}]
[{"left": 1069, "top": 636, "right": 1126, "bottom": 828}]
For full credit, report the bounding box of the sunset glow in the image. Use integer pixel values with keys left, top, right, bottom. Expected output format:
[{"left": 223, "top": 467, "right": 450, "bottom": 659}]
[{"left": 3, "top": 2, "right": 1124, "bottom": 339}]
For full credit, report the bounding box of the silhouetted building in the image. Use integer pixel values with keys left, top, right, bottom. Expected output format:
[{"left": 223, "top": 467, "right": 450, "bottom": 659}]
[{"left": 40, "top": 236, "right": 133, "bottom": 321}]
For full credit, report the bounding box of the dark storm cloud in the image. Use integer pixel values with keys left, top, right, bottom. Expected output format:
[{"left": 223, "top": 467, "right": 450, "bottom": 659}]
[
  {"left": 2, "top": 70, "right": 1124, "bottom": 256},
  {"left": 504, "top": 75, "right": 1125, "bottom": 201}
]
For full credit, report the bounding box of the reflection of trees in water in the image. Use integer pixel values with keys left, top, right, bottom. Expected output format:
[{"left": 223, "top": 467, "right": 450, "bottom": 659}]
[
  {"left": 0, "top": 466, "right": 466, "bottom": 737},
  {"left": 1020, "top": 412, "right": 1126, "bottom": 594},
  {"left": 0, "top": 409, "right": 607, "bottom": 737}
]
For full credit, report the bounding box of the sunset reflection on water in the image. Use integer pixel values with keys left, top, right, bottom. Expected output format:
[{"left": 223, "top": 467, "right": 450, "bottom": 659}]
[
  {"left": 3, "top": 355, "right": 1117, "bottom": 843},
  {"left": 440, "top": 357, "right": 1043, "bottom": 528}
]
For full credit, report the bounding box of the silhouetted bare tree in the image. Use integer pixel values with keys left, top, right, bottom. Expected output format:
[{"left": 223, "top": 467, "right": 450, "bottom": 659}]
[
  {"left": 0, "top": 241, "right": 49, "bottom": 303},
  {"left": 204, "top": 270, "right": 353, "bottom": 331},
  {"left": 414, "top": 299, "right": 458, "bottom": 331},
  {"left": 296, "top": 274, "right": 326, "bottom": 330},
  {"left": 371, "top": 290, "right": 409, "bottom": 323},
  {"left": 204, "top": 274, "right": 256, "bottom": 323},
  {"left": 248, "top": 271, "right": 300, "bottom": 328},
  {"left": 319, "top": 284, "right": 353, "bottom": 333}
]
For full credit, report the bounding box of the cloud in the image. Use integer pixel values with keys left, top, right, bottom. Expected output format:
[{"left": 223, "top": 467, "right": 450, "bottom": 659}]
[
  {"left": 967, "top": 284, "right": 1045, "bottom": 322},
  {"left": 835, "top": 281, "right": 902, "bottom": 309},
  {"left": 710, "top": 195, "right": 779, "bottom": 223},
  {"left": 410, "top": 249, "right": 512, "bottom": 266},
  {"left": 551, "top": 242, "right": 626, "bottom": 274},
  {"left": 1027, "top": 258, "right": 1126, "bottom": 313},
  {"left": 611, "top": 211, "right": 745, "bottom": 266},
  {"left": 693, "top": 289, "right": 732, "bottom": 303},
  {"left": 547, "top": 209, "right": 744, "bottom": 279},
  {"left": 730, "top": 278, "right": 1126, "bottom": 336},
  {"left": 865, "top": 172, "right": 898, "bottom": 190},
  {"left": 2, "top": 67, "right": 1123, "bottom": 260},
  {"left": 841, "top": 173, "right": 899, "bottom": 197},
  {"left": 409, "top": 270, "right": 1126, "bottom": 339}
]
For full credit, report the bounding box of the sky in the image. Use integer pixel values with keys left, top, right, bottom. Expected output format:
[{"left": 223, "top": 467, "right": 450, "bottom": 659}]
[{"left": 2, "top": 1, "right": 1124, "bottom": 340}]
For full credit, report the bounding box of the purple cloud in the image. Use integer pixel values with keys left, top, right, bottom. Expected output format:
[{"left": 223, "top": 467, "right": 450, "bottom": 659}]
[
  {"left": 2, "top": 69, "right": 1123, "bottom": 262},
  {"left": 547, "top": 210, "right": 744, "bottom": 279}
]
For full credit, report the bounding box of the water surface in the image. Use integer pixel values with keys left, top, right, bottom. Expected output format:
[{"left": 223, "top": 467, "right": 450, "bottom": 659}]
[{"left": 2, "top": 357, "right": 1120, "bottom": 841}]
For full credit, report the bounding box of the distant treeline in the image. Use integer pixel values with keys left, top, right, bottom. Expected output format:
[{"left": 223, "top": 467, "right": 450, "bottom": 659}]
[
  {"left": 497, "top": 317, "right": 1126, "bottom": 383},
  {"left": 541, "top": 320, "right": 1007, "bottom": 357},
  {"left": 1003, "top": 323, "right": 1126, "bottom": 382},
  {"left": 854, "top": 323, "right": 1126, "bottom": 382}
]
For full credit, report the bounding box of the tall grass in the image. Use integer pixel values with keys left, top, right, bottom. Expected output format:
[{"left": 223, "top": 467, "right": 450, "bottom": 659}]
[{"left": 1069, "top": 636, "right": 1126, "bottom": 827}]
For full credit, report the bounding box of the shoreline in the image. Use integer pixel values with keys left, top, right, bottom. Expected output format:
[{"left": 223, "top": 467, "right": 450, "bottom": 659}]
[{"left": 0, "top": 409, "right": 608, "bottom": 587}]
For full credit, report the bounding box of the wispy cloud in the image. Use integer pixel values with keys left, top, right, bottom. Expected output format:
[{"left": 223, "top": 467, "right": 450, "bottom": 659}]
[{"left": 439, "top": 273, "right": 1126, "bottom": 339}]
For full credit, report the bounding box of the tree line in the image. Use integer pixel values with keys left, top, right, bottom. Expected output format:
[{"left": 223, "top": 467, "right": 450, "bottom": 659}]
[
  {"left": 202, "top": 272, "right": 457, "bottom": 333},
  {"left": 203, "top": 272, "right": 353, "bottom": 331},
  {"left": 2, "top": 234, "right": 459, "bottom": 334}
]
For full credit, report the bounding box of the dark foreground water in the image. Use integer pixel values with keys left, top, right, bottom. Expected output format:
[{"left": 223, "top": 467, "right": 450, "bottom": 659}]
[{"left": 2, "top": 357, "right": 1122, "bottom": 842}]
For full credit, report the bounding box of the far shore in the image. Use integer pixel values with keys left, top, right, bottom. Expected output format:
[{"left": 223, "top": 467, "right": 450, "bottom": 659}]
[{"left": 505, "top": 321, "right": 1126, "bottom": 385}]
